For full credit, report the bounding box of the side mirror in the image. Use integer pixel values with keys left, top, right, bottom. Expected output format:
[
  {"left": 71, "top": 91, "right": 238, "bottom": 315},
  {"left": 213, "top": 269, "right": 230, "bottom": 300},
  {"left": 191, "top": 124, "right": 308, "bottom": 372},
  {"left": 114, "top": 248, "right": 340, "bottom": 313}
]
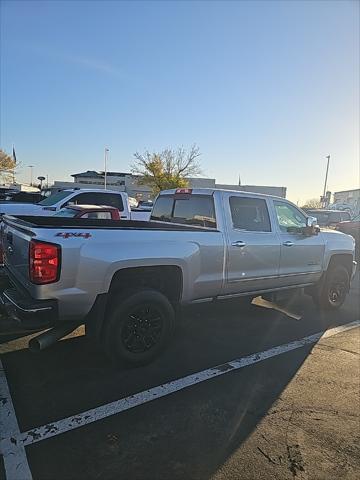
[
  {"left": 306, "top": 216, "right": 317, "bottom": 227},
  {"left": 304, "top": 216, "right": 319, "bottom": 236}
]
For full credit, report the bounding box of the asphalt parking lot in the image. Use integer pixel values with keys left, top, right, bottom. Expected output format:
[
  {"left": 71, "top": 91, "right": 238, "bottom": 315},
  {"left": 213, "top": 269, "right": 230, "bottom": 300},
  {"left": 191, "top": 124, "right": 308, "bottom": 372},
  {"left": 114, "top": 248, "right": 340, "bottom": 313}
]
[{"left": 1, "top": 273, "right": 359, "bottom": 480}]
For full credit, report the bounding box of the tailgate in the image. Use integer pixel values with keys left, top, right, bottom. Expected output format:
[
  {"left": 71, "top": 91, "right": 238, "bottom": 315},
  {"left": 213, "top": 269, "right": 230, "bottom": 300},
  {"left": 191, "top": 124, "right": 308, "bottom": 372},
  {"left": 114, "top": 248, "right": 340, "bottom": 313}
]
[{"left": 1, "top": 216, "right": 35, "bottom": 285}]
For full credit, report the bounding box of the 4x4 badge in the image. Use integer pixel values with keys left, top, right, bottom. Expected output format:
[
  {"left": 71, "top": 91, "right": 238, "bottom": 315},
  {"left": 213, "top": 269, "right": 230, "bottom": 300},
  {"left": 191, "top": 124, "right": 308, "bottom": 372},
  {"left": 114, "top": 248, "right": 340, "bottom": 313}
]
[{"left": 55, "top": 232, "right": 92, "bottom": 239}]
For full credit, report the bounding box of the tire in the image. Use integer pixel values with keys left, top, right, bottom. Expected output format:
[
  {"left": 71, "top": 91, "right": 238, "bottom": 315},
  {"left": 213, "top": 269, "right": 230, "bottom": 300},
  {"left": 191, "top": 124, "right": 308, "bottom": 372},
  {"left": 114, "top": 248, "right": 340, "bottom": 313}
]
[
  {"left": 103, "top": 288, "right": 175, "bottom": 366},
  {"left": 312, "top": 265, "right": 350, "bottom": 311}
]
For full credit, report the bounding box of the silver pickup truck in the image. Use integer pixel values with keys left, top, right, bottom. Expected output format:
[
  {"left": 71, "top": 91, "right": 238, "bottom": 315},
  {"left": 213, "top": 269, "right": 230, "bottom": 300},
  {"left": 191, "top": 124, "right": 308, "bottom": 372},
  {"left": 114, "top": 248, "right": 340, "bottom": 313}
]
[{"left": 0, "top": 188, "right": 357, "bottom": 365}]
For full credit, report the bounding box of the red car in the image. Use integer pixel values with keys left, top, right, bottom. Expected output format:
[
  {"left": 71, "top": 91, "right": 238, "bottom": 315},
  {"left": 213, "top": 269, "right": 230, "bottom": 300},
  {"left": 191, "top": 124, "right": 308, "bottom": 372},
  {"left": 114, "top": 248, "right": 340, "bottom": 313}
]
[
  {"left": 336, "top": 213, "right": 360, "bottom": 259},
  {"left": 0, "top": 205, "right": 121, "bottom": 267},
  {"left": 54, "top": 204, "right": 121, "bottom": 220}
]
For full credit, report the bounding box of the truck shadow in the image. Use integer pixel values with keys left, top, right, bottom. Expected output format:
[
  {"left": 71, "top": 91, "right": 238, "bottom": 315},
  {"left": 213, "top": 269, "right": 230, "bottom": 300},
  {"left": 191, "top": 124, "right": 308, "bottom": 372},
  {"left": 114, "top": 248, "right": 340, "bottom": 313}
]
[{"left": 1, "top": 292, "right": 358, "bottom": 479}]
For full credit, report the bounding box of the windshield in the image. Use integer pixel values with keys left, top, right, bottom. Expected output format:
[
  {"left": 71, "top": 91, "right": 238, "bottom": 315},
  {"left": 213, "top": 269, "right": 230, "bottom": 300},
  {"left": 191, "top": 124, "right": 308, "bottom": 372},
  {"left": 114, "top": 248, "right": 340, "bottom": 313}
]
[
  {"left": 38, "top": 190, "right": 71, "bottom": 206},
  {"left": 54, "top": 208, "right": 77, "bottom": 218}
]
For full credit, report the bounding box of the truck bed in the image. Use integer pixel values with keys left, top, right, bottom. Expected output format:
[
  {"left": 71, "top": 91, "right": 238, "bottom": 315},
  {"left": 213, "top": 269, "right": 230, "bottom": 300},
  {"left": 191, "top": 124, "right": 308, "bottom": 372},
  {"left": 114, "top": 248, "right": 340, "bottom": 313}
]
[{"left": 4, "top": 215, "right": 219, "bottom": 232}]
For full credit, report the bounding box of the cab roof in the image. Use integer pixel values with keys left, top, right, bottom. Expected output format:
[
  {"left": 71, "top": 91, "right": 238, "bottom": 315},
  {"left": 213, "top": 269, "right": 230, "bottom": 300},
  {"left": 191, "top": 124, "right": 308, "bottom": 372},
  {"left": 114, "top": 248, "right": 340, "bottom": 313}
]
[
  {"left": 159, "top": 187, "right": 286, "bottom": 201},
  {"left": 63, "top": 188, "right": 125, "bottom": 195}
]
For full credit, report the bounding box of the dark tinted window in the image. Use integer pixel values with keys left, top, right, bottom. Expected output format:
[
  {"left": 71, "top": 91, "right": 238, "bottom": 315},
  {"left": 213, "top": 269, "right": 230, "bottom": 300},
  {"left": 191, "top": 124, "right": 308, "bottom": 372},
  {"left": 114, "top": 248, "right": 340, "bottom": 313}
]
[
  {"left": 151, "top": 195, "right": 216, "bottom": 228},
  {"left": 329, "top": 212, "right": 341, "bottom": 223},
  {"left": 173, "top": 196, "right": 216, "bottom": 228},
  {"left": 39, "top": 190, "right": 72, "bottom": 206},
  {"left": 340, "top": 212, "right": 351, "bottom": 222},
  {"left": 230, "top": 197, "right": 271, "bottom": 232},
  {"left": 150, "top": 196, "right": 173, "bottom": 222},
  {"left": 309, "top": 212, "right": 329, "bottom": 225},
  {"left": 66, "top": 193, "right": 124, "bottom": 211}
]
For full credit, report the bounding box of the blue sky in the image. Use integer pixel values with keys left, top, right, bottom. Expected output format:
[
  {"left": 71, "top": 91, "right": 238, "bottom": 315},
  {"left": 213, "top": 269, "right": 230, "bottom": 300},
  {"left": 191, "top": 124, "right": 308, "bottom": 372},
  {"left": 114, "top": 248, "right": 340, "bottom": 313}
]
[{"left": 0, "top": 0, "right": 358, "bottom": 202}]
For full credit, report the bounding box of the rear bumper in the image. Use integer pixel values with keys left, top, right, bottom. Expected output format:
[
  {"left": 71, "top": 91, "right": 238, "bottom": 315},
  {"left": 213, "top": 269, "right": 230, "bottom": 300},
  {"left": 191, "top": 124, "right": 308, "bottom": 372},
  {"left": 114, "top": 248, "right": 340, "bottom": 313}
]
[{"left": 0, "top": 282, "right": 58, "bottom": 332}]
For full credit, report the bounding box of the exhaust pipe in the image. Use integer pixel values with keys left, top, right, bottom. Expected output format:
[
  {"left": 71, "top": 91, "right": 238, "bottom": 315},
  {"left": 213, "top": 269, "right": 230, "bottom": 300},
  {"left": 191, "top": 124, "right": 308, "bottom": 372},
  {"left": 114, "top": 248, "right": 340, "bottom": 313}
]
[{"left": 29, "top": 321, "right": 82, "bottom": 352}]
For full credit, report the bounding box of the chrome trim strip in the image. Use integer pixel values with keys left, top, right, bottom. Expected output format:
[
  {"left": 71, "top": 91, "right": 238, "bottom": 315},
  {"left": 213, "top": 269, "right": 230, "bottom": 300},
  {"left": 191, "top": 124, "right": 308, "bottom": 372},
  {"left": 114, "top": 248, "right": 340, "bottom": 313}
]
[
  {"left": 2, "top": 291, "right": 53, "bottom": 313},
  {"left": 191, "top": 297, "right": 214, "bottom": 304},
  {"left": 351, "top": 261, "right": 357, "bottom": 281},
  {"left": 216, "top": 283, "right": 314, "bottom": 300},
  {"left": 227, "top": 271, "right": 321, "bottom": 284}
]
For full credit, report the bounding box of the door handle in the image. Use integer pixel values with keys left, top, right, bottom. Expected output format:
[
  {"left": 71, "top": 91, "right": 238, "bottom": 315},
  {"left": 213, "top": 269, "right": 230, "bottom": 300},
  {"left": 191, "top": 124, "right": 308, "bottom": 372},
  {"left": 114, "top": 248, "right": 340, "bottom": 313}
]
[
  {"left": 232, "top": 240, "right": 246, "bottom": 248},
  {"left": 283, "top": 241, "right": 294, "bottom": 247}
]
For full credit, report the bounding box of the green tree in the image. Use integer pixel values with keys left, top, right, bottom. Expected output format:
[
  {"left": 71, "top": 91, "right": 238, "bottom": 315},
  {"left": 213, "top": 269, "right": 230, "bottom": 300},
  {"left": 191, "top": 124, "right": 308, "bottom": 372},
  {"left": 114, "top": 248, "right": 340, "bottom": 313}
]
[
  {"left": 0, "top": 149, "right": 16, "bottom": 184},
  {"left": 301, "top": 198, "right": 322, "bottom": 209},
  {"left": 132, "top": 145, "right": 202, "bottom": 195}
]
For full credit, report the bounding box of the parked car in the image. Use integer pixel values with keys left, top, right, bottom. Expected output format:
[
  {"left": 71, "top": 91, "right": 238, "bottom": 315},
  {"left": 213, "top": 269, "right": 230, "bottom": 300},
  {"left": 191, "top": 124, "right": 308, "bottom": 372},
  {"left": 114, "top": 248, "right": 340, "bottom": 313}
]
[
  {"left": 0, "top": 188, "right": 150, "bottom": 221},
  {"left": 54, "top": 205, "right": 121, "bottom": 220},
  {"left": 0, "top": 188, "right": 356, "bottom": 366},
  {"left": 128, "top": 196, "right": 138, "bottom": 209},
  {"left": 336, "top": 213, "right": 360, "bottom": 258},
  {"left": 2, "top": 190, "right": 43, "bottom": 204},
  {"left": 137, "top": 200, "right": 153, "bottom": 210},
  {"left": 0, "top": 188, "right": 17, "bottom": 201},
  {"left": 305, "top": 209, "right": 352, "bottom": 228}
]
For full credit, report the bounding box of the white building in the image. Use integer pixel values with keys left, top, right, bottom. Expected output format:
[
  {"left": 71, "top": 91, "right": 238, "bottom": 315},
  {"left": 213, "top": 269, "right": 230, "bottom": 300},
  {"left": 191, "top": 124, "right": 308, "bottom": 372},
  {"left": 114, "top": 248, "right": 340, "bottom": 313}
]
[
  {"left": 53, "top": 170, "right": 287, "bottom": 200},
  {"left": 333, "top": 189, "right": 360, "bottom": 215}
]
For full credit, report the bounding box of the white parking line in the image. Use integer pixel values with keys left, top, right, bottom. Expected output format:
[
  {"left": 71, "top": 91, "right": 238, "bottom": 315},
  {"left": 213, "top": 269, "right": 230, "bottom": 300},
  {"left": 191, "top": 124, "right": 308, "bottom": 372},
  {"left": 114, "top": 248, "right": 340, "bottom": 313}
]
[
  {"left": 8, "top": 319, "right": 360, "bottom": 450},
  {"left": 0, "top": 320, "right": 359, "bottom": 480},
  {"left": 0, "top": 359, "right": 32, "bottom": 480}
]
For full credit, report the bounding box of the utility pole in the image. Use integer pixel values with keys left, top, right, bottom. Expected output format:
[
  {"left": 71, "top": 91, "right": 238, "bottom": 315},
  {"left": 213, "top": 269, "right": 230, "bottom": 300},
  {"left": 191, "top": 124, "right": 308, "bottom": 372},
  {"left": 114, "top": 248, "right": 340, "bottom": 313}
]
[
  {"left": 104, "top": 148, "right": 109, "bottom": 189},
  {"left": 322, "top": 155, "right": 330, "bottom": 206},
  {"left": 28, "top": 165, "right": 34, "bottom": 186}
]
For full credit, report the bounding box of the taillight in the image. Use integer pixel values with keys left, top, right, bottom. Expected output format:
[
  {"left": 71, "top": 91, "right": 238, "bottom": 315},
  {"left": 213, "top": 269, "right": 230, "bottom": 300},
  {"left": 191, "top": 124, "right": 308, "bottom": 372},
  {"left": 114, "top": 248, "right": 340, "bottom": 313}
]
[
  {"left": 29, "top": 241, "right": 60, "bottom": 284},
  {"left": 175, "top": 188, "right": 192, "bottom": 194}
]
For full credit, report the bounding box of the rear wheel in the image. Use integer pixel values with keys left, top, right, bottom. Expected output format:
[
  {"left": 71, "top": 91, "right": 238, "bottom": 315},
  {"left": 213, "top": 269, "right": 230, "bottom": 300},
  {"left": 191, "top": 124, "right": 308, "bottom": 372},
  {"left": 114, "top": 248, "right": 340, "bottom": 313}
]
[
  {"left": 103, "top": 289, "right": 175, "bottom": 366},
  {"left": 312, "top": 265, "right": 349, "bottom": 310}
]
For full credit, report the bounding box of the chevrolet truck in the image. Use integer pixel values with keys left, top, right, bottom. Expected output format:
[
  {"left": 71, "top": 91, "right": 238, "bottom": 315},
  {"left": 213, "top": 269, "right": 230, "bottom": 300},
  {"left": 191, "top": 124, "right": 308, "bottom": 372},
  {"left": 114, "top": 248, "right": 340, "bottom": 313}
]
[{"left": 0, "top": 188, "right": 357, "bottom": 366}]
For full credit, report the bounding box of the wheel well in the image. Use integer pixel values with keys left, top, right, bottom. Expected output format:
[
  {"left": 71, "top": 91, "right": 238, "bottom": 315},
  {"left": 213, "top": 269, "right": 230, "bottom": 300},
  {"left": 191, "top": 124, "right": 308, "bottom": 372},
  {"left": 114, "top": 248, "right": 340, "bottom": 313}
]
[
  {"left": 108, "top": 265, "right": 183, "bottom": 303},
  {"left": 327, "top": 254, "right": 353, "bottom": 279}
]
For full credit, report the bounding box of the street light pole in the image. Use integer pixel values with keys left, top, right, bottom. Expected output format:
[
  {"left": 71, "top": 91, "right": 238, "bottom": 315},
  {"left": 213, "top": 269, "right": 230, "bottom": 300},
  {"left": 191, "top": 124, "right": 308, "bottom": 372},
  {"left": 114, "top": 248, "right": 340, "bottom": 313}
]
[
  {"left": 28, "top": 165, "right": 34, "bottom": 186},
  {"left": 322, "top": 155, "right": 330, "bottom": 206},
  {"left": 104, "top": 148, "right": 109, "bottom": 189}
]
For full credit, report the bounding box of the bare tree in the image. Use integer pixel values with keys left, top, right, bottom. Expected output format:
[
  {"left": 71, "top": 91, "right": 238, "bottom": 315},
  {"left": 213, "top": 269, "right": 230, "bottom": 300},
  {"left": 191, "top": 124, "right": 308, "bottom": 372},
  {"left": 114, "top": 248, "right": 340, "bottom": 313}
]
[
  {"left": 0, "top": 149, "right": 16, "bottom": 184},
  {"left": 301, "top": 198, "right": 322, "bottom": 209},
  {"left": 132, "top": 145, "right": 202, "bottom": 195}
]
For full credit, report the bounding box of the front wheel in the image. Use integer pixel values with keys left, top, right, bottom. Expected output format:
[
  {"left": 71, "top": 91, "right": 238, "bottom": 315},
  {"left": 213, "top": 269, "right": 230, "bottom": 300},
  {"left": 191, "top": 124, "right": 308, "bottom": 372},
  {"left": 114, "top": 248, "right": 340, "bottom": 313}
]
[
  {"left": 312, "top": 265, "right": 350, "bottom": 311},
  {"left": 103, "top": 289, "right": 175, "bottom": 366}
]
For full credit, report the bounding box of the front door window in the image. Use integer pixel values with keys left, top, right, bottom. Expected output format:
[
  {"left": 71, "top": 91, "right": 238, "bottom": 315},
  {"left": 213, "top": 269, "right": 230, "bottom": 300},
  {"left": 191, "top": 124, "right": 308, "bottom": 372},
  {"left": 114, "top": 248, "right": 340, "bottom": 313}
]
[{"left": 274, "top": 201, "right": 306, "bottom": 233}]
